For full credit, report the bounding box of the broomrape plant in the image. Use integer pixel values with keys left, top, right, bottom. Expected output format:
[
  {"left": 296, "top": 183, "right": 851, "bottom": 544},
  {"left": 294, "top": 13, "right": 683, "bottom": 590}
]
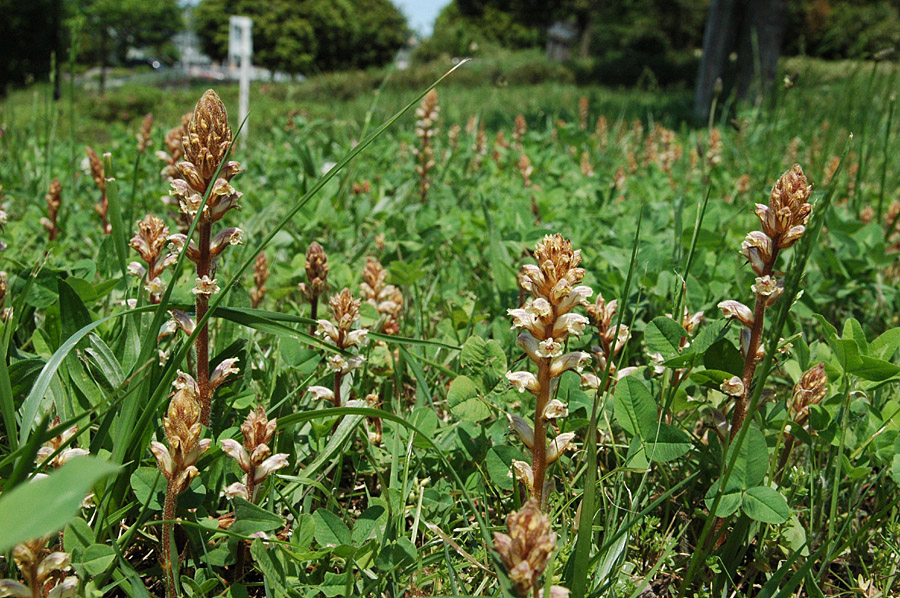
[{"left": 506, "top": 233, "right": 592, "bottom": 507}]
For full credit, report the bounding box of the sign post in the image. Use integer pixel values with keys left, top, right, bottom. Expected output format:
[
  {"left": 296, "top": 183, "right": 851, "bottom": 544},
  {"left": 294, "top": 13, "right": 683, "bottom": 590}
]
[{"left": 228, "top": 16, "right": 253, "bottom": 147}]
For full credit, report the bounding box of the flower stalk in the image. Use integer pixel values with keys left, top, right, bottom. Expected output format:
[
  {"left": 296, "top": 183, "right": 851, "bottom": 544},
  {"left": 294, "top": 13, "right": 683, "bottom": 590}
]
[
  {"left": 313, "top": 288, "right": 368, "bottom": 408},
  {"left": 299, "top": 242, "right": 328, "bottom": 334},
  {"left": 506, "top": 234, "right": 591, "bottom": 507},
  {"left": 168, "top": 89, "right": 243, "bottom": 427},
  {"left": 719, "top": 164, "right": 811, "bottom": 440}
]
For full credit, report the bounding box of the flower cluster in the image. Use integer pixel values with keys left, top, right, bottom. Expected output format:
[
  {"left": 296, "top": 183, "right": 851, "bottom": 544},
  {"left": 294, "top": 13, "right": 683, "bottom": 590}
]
[
  {"left": 299, "top": 241, "right": 329, "bottom": 326},
  {"left": 150, "top": 372, "right": 212, "bottom": 495},
  {"left": 137, "top": 113, "right": 154, "bottom": 154},
  {"left": 250, "top": 252, "right": 269, "bottom": 308},
  {"left": 413, "top": 89, "right": 439, "bottom": 202},
  {"left": 41, "top": 178, "right": 62, "bottom": 241},
  {"left": 717, "top": 164, "right": 812, "bottom": 438},
  {"left": 580, "top": 292, "right": 635, "bottom": 389},
  {"left": 84, "top": 146, "right": 110, "bottom": 234},
  {"left": 156, "top": 111, "right": 192, "bottom": 181},
  {"left": 0, "top": 538, "right": 78, "bottom": 598},
  {"left": 360, "top": 257, "right": 403, "bottom": 335},
  {"left": 128, "top": 214, "right": 177, "bottom": 303},
  {"left": 36, "top": 419, "right": 88, "bottom": 471},
  {"left": 222, "top": 406, "right": 289, "bottom": 502},
  {"left": 312, "top": 288, "right": 369, "bottom": 407},
  {"left": 492, "top": 500, "right": 567, "bottom": 598},
  {"left": 505, "top": 234, "right": 592, "bottom": 504}
]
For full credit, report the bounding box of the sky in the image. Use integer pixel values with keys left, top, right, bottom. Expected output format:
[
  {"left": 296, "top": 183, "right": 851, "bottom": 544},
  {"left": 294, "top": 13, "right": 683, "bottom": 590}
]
[{"left": 393, "top": 0, "right": 450, "bottom": 36}]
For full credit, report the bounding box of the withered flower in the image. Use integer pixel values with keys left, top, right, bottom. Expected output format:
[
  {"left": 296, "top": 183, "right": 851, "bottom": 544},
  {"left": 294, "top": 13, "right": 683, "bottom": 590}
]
[{"left": 493, "top": 500, "right": 565, "bottom": 598}]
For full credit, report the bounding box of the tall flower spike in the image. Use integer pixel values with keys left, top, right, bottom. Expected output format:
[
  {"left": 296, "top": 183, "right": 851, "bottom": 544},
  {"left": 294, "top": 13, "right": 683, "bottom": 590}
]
[
  {"left": 492, "top": 500, "right": 565, "bottom": 598},
  {"left": 361, "top": 256, "right": 403, "bottom": 335},
  {"left": 138, "top": 113, "right": 154, "bottom": 154},
  {"left": 250, "top": 252, "right": 269, "bottom": 308},
  {"left": 726, "top": 164, "right": 813, "bottom": 443},
  {"left": 299, "top": 241, "right": 329, "bottom": 332},
  {"left": 413, "top": 89, "right": 439, "bottom": 202},
  {"left": 315, "top": 289, "right": 368, "bottom": 408},
  {"left": 168, "top": 90, "right": 242, "bottom": 428},
  {"left": 42, "top": 178, "right": 62, "bottom": 241},
  {"left": 776, "top": 362, "right": 828, "bottom": 485},
  {"left": 507, "top": 234, "right": 590, "bottom": 507},
  {"left": 221, "top": 406, "right": 289, "bottom": 503},
  {"left": 85, "top": 146, "right": 110, "bottom": 234},
  {"left": 150, "top": 373, "right": 211, "bottom": 598}
]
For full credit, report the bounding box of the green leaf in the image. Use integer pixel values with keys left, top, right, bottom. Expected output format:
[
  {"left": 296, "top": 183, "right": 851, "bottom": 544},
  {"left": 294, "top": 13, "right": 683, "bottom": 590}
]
[
  {"left": 739, "top": 426, "right": 769, "bottom": 488},
  {"left": 130, "top": 467, "right": 165, "bottom": 511},
  {"left": 459, "top": 335, "right": 507, "bottom": 392},
  {"left": 313, "top": 509, "right": 352, "bottom": 548},
  {"left": 351, "top": 506, "right": 385, "bottom": 545},
  {"left": 249, "top": 539, "right": 287, "bottom": 594},
  {"left": 870, "top": 327, "right": 900, "bottom": 360},
  {"left": 447, "top": 375, "right": 491, "bottom": 421},
  {"left": 850, "top": 355, "right": 900, "bottom": 381},
  {"left": 741, "top": 486, "right": 790, "bottom": 523},
  {"left": 704, "top": 478, "right": 742, "bottom": 517},
  {"left": 644, "top": 316, "right": 687, "bottom": 360},
  {"left": 486, "top": 445, "right": 526, "bottom": 490},
  {"left": 703, "top": 338, "right": 745, "bottom": 377},
  {"left": 231, "top": 497, "right": 284, "bottom": 536},
  {"left": 82, "top": 543, "right": 116, "bottom": 576},
  {"left": 842, "top": 318, "right": 868, "bottom": 354},
  {"left": 644, "top": 423, "right": 693, "bottom": 463},
  {"left": 0, "top": 457, "right": 120, "bottom": 551},
  {"left": 58, "top": 279, "right": 93, "bottom": 348},
  {"left": 613, "top": 376, "right": 657, "bottom": 438}
]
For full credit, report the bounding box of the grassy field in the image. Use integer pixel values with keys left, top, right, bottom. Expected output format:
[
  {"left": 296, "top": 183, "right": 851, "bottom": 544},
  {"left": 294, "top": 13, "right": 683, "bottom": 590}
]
[{"left": 0, "top": 53, "right": 899, "bottom": 597}]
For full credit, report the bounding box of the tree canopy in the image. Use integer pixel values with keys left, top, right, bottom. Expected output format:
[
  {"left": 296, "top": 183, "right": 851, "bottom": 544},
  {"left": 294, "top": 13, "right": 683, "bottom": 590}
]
[{"left": 193, "top": 0, "right": 409, "bottom": 74}]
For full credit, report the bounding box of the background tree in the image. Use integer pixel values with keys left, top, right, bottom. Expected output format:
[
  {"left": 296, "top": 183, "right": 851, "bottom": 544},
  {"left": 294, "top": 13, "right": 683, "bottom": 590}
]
[
  {"left": 0, "top": 0, "right": 64, "bottom": 96},
  {"left": 194, "top": 0, "right": 408, "bottom": 75}
]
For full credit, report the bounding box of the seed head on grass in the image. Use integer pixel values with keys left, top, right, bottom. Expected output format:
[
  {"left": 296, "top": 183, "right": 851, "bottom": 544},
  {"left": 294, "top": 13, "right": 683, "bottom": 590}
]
[{"left": 506, "top": 234, "right": 592, "bottom": 505}]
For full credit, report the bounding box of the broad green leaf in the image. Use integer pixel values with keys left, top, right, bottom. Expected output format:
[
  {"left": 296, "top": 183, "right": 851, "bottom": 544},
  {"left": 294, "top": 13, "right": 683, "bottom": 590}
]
[
  {"left": 703, "top": 338, "right": 745, "bottom": 377},
  {"left": 739, "top": 425, "right": 769, "bottom": 488},
  {"left": 459, "top": 335, "right": 507, "bottom": 391},
  {"left": 130, "top": 467, "right": 165, "bottom": 511},
  {"left": 64, "top": 517, "right": 94, "bottom": 556},
  {"left": 82, "top": 543, "right": 116, "bottom": 576},
  {"left": 870, "top": 327, "right": 900, "bottom": 360},
  {"left": 613, "top": 376, "right": 657, "bottom": 438},
  {"left": 704, "top": 478, "right": 742, "bottom": 517},
  {"left": 644, "top": 423, "right": 692, "bottom": 462},
  {"left": 249, "top": 539, "right": 287, "bottom": 594},
  {"left": 741, "top": 486, "right": 790, "bottom": 523},
  {"left": 447, "top": 375, "right": 491, "bottom": 421},
  {"left": 644, "top": 316, "right": 687, "bottom": 360},
  {"left": 351, "top": 505, "right": 386, "bottom": 545},
  {"left": 0, "top": 457, "right": 120, "bottom": 551},
  {"left": 842, "top": 318, "right": 868, "bottom": 354},
  {"left": 313, "top": 508, "right": 352, "bottom": 547},
  {"left": 850, "top": 355, "right": 900, "bottom": 381},
  {"left": 231, "top": 497, "right": 284, "bottom": 535}
]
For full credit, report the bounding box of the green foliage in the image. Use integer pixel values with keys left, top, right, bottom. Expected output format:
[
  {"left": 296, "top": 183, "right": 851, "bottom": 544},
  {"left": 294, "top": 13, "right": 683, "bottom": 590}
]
[{"left": 194, "top": 0, "right": 408, "bottom": 74}]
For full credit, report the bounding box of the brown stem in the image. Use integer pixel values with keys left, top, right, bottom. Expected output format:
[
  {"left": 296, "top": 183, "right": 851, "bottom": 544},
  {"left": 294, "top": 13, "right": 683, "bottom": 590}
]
[
  {"left": 729, "top": 248, "right": 779, "bottom": 440},
  {"left": 333, "top": 371, "right": 343, "bottom": 408},
  {"left": 532, "top": 358, "right": 551, "bottom": 508},
  {"left": 774, "top": 434, "right": 796, "bottom": 485},
  {"left": 162, "top": 483, "right": 177, "bottom": 598},
  {"left": 233, "top": 477, "right": 257, "bottom": 582},
  {"left": 197, "top": 221, "right": 212, "bottom": 427}
]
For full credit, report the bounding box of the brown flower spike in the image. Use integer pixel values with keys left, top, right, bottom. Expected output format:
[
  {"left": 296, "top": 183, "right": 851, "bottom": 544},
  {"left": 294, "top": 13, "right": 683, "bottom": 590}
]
[
  {"left": 493, "top": 500, "right": 567, "bottom": 598},
  {"left": 168, "top": 89, "right": 243, "bottom": 427},
  {"left": 41, "top": 178, "right": 62, "bottom": 241},
  {"left": 300, "top": 241, "right": 329, "bottom": 332},
  {"left": 85, "top": 146, "right": 110, "bottom": 234},
  {"left": 129, "top": 214, "right": 175, "bottom": 303},
  {"left": 506, "top": 234, "right": 592, "bottom": 506}
]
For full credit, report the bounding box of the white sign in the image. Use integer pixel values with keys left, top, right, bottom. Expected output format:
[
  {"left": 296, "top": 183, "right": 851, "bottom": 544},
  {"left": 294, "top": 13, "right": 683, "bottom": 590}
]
[{"left": 228, "top": 16, "right": 252, "bottom": 147}]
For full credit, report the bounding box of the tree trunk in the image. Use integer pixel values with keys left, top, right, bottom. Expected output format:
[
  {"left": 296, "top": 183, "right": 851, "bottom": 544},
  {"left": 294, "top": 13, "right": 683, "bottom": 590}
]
[
  {"left": 693, "top": 0, "right": 738, "bottom": 121},
  {"left": 736, "top": 0, "right": 786, "bottom": 101}
]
